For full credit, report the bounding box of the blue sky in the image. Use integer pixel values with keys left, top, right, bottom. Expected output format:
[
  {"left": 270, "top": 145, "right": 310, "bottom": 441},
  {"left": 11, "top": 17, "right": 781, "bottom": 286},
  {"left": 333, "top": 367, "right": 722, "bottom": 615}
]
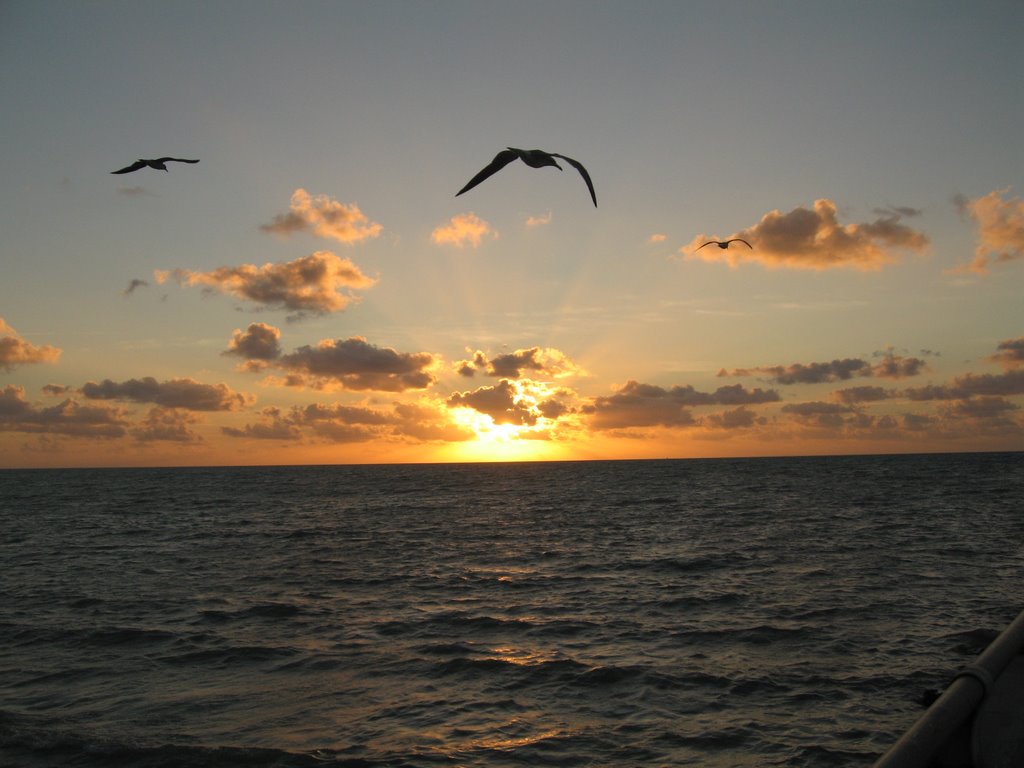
[{"left": 1, "top": 1, "right": 1021, "bottom": 466}]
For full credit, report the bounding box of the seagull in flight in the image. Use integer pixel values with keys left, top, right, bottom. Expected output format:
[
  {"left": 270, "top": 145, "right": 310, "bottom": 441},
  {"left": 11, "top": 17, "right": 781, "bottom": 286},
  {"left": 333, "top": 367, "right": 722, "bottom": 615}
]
[
  {"left": 111, "top": 157, "right": 200, "bottom": 174},
  {"left": 696, "top": 238, "right": 752, "bottom": 250},
  {"left": 457, "top": 148, "right": 597, "bottom": 207}
]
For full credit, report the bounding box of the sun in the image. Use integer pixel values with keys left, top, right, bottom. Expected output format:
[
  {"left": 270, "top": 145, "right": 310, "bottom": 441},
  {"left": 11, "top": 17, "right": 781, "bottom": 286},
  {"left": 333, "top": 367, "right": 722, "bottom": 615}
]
[{"left": 444, "top": 407, "right": 566, "bottom": 462}]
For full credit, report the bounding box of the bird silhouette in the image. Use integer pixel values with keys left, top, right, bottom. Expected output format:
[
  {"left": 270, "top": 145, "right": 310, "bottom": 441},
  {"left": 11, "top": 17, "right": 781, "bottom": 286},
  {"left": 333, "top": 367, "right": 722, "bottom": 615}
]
[
  {"left": 697, "top": 238, "right": 752, "bottom": 250},
  {"left": 456, "top": 148, "right": 597, "bottom": 207},
  {"left": 111, "top": 158, "right": 200, "bottom": 174}
]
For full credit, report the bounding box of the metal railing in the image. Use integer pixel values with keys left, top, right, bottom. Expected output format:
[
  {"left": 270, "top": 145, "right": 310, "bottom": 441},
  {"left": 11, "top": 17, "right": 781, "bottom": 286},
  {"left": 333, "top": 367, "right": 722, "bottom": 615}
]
[{"left": 873, "top": 606, "right": 1024, "bottom": 768}]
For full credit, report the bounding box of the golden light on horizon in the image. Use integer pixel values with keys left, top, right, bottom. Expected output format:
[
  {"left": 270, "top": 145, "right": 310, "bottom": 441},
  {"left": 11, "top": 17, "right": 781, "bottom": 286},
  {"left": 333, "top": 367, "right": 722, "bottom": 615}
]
[{"left": 444, "top": 406, "right": 567, "bottom": 463}]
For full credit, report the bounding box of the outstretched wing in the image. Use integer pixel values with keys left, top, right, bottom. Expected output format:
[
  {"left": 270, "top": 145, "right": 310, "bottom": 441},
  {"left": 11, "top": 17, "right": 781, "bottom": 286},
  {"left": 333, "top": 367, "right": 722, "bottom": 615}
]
[
  {"left": 696, "top": 241, "right": 717, "bottom": 251},
  {"left": 552, "top": 153, "right": 597, "bottom": 207},
  {"left": 110, "top": 159, "right": 149, "bottom": 174},
  {"left": 456, "top": 149, "right": 519, "bottom": 197},
  {"left": 727, "top": 238, "right": 752, "bottom": 249},
  {"left": 157, "top": 157, "right": 200, "bottom": 164}
]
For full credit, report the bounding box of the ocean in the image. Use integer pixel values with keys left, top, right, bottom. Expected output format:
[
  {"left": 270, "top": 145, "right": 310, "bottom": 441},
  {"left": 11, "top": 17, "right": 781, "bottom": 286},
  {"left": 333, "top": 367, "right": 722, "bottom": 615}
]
[{"left": 1, "top": 452, "right": 1022, "bottom": 767}]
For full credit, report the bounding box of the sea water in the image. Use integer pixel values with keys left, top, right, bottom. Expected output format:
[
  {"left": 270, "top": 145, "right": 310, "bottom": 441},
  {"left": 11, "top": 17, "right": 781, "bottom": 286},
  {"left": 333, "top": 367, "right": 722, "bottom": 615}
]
[{"left": 1, "top": 452, "right": 1022, "bottom": 767}]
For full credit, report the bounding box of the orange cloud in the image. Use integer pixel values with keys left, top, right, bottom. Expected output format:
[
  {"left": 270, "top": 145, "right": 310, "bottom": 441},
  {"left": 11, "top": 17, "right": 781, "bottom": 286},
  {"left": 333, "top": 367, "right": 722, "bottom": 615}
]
[
  {"left": 455, "top": 346, "right": 585, "bottom": 379},
  {"left": 156, "top": 251, "right": 376, "bottom": 316},
  {"left": 223, "top": 399, "right": 474, "bottom": 444},
  {"left": 720, "top": 351, "right": 928, "bottom": 384},
  {"left": 951, "top": 188, "right": 1024, "bottom": 274},
  {"left": 0, "top": 318, "right": 61, "bottom": 371},
  {"left": 526, "top": 211, "right": 552, "bottom": 228},
  {"left": 583, "top": 380, "right": 779, "bottom": 431},
  {"left": 989, "top": 337, "right": 1024, "bottom": 370},
  {"left": 446, "top": 378, "right": 578, "bottom": 429},
  {"left": 80, "top": 377, "right": 255, "bottom": 411},
  {"left": 0, "top": 385, "right": 129, "bottom": 438},
  {"left": 260, "top": 188, "right": 382, "bottom": 244},
  {"left": 647, "top": 233, "right": 667, "bottom": 244},
  {"left": 681, "top": 199, "right": 928, "bottom": 270},
  {"left": 431, "top": 212, "right": 496, "bottom": 248},
  {"left": 131, "top": 407, "right": 203, "bottom": 443},
  {"left": 228, "top": 327, "right": 438, "bottom": 393},
  {"left": 224, "top": 323, "right": 283, "bottom": 370}
]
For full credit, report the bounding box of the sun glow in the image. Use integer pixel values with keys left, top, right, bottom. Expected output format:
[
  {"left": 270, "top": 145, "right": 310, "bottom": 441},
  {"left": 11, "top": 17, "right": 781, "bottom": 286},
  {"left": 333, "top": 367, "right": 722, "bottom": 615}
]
[{"left": 444, "top": 407, "right": 565, "bottom": 462}]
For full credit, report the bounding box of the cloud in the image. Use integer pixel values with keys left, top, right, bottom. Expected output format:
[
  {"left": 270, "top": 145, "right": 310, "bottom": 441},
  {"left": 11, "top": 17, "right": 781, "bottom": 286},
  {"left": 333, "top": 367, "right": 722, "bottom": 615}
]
[
  {"left": 583, "top": 380, "right": 779, "bottom": 431},
  {"left": 455, "top": 347, "right": 584, "bottom": 380},
  {"left": 80, "top": 377, "right": 255, "bottom": 411},
  {"left": 122, "top": 278, "right": 149, "bottom": 296},
  {"left": 950, "top": 188, "right": 1024, "bottom": 274},
  {"left": 990, "top": 337, "right": 1024, "bottom": 370},
  {"left": 221, "top": 407, "right": 303, "bottom": 441},
  {"left": 223, "top": 400, "right": 475, "bottom": 444},
  {"left": 131, "top": 407, "right": 203, "bottom": 443},
  {"left": 117, "top": 186, "right": 153, "bottom": 197},
  {"left": 681, "top": 199, "right": 929, "bottom": 270},
  {"left": 942, "top": 396, "right": 1019, "bottom": 420},
  {"left": 831, "top": 385, "right": 894, "bottom": 404},
  {"left": 224, "top": 323, "right": 283, "bottom": 369},
  {"left": 156, "top": 251, "right": 376, "bottom": 316},
  {"left": 259, "top": 188, "right": 382, "bottom": 244},
  {"left": 873, "top": 205, "right": 923, "bottom": 218},
  {"left": 0, "top": 318, "right": 61, "bottom": 371},
  {"left": 431, "top": 212, "right": 496, "bottom": 248},
  {"left": 705, "top": 406, "right": 767, "bottom": 430},
  {"left": 526, "top": 211, "right": 552, "bottom": 228},
  {"left": 243, "top": 336, "right": 438, "bottom": 393},
  {"left": 719, "top": 351, "right": 927, "bottom": 384},
  {"left": 903, "top": 369, "right": 1024, "bottom": 401},
  {"left": 0, "top": 385, "right": 129, "bottom": 438},
  {"left": 445, "top": 377, "right": 579, "bottom": 430},
  {"left": 647, "top": 233, "right": 667, "bottom": 244},
  {"left": 42, "top": 384, "right": 72, "bottom": 397},
  {"left": 447, "top": 380, "right": 538, "bottom": 426},
  {"left": 871, "top": 349, "right": 929, "bottom": 379}
]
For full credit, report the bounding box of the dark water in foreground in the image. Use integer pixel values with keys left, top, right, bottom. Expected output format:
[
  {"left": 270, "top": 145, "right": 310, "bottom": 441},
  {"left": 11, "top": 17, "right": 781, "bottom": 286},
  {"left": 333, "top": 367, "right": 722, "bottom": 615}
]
[{"left": 1, "top": 453, "right": 1022, "bottom": 767}]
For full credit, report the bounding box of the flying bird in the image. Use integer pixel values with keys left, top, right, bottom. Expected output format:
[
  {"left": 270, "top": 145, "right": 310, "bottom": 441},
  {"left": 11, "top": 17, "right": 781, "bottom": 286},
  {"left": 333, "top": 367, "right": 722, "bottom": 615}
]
[
  {"left": 456, "top": 147, "right": 597, "bottom": 207},
  {"left": 111, "top": 157, "right": 200, "bottom": 174},
  {"left": 696, "top": 238, "right": 752, "bottom": 250}
]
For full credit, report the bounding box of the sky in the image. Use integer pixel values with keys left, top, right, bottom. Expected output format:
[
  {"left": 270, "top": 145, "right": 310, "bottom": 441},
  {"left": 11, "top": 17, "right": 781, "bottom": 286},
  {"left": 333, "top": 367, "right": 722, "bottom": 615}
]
[{"left": 1, "top": 0, "right": 1022, "bottom": 467}]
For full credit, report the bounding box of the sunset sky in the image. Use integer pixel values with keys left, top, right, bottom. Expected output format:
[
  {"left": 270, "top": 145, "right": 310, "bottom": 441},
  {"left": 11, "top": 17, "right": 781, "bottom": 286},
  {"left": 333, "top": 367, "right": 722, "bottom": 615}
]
[{"left": 1, "top": 1, "right": 1022, "bottom": 467}]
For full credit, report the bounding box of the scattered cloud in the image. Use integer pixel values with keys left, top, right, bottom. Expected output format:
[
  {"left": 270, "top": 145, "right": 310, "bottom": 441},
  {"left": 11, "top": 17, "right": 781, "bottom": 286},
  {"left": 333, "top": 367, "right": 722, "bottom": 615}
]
[
  {"left": 989, "top": 337, "right": 1024, "bottom": 370},
  {"left": 950, "top": 188, "right": 1024, "bottom": 274},
  {"left": 431, "top": 212, "right": 496, "bottom": 248},
  {"left": 259, "top": 188, "right": 382, "bottom": 244},
  {"left": 719, "top": 351, "right": 928, "bottom": 384},
  {"left": 903, "top": 369, "right": 1024, "bottom": 401},
  {"left": 647, "top": 233, "right": 667, "bottom": 244},
  {"left": 526, "top": 211, "right": 552, "bottom": 228},
  {"left": 223, "top": 399, "right": 475, "bottom": 445},
  {"left": 455, "top": 347, "right": 585, "bottom": 380},
  {"left": 0, "top": 318, "right": 61, "bottom": 371},
  {"left": 681, "top": 199, "right": 929, "bottom": 270},
  {"left": 155, "top": 251, "right": 377, "bottom": 316},
  {"left": 0, "top": 385, "right": 129, "bottom": 438},
  {"left": 224, "top": 322, "right": 283, "bottom": 369},
  {"left": 704, "top": 406, "right": 767, "bottom": 430},
  {"left": 831, "top": 385, "right": 893, "bottom": 404},
  {"left": 447, "top": 380, "right": 538, "bottom": 426},
  {"left": 446, "top": 378, "right": 578, "bottom": 429},
  {"left": 131, "top": 407, "right": 203, "bottom": 443},
  {"left": 122, "top": 278, "right": 149, "bottom": 296},
  {"left": 582, "top": 380, "right": 779, "bottom": 431},
  {"left": 229, "top": 328, "right": 438, "bottom": 393},
  {"left": 80, "top": 377, "right": 255, "bottom": 411}
]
